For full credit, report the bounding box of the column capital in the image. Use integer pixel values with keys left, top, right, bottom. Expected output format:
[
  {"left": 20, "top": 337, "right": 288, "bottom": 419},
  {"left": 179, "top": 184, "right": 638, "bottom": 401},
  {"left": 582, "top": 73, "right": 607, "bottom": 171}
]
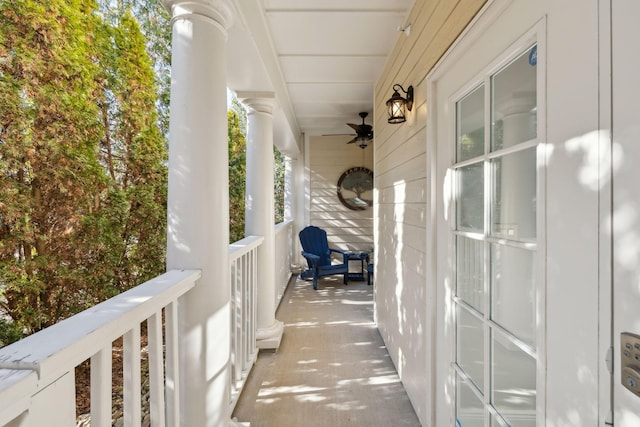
[
  {"left": 161, "top": 0, "right": 234, "bottom": 30},
  {"left": 236, "top": 92, "right": 277, "bottom": 115}
]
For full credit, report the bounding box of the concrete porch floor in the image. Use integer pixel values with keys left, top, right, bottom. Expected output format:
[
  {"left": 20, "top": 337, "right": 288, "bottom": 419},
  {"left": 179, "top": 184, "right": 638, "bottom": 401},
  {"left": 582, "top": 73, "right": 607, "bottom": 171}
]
[{"left": 232, "top": 275, "right": 422, "bottom": 427}]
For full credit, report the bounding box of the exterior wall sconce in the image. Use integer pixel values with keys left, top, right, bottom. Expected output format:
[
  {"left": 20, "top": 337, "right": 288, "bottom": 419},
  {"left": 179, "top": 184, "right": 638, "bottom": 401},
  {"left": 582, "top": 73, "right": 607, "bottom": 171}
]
[{"left": 386, "top": 84, "right": 414, "bottom": 124}]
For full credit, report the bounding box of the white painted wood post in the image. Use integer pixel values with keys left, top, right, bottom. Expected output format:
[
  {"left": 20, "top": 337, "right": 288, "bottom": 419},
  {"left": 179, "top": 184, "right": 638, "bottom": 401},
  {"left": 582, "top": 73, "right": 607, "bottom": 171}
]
[
  {"left": 123, "top": 326, "right": 142, "bottom": 426},
  {"left": 148, "top": 311, "right": 165, "bottom": 427},
  {"left": 164, "top": 301, "right": 180, "bottom": 427},
  {"left": 24, "top": 372, "right": 76, "bottom": 427},
  {"left": 161, "top": 1, "right": 234, "bottom": 425},
  {"left": 239, "top": 93, "right": 284, "bottom": 350},
  {"left": 91, "top": 346, "right": 112, "bottom": 427}
]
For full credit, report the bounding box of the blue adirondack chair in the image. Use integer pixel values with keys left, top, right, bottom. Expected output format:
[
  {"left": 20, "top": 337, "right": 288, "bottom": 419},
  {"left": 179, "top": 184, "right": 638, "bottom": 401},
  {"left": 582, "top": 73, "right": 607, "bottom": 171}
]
[{"left": 299, "top": 226, "right": 349, "bottom": 290}]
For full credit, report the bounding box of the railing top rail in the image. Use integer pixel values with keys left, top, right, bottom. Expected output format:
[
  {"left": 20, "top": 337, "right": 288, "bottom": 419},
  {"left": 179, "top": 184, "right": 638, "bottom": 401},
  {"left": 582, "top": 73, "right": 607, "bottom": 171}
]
[
  {"left": 229, "top": 235, "right": 264, "bottom": 260},
  {"left": 275, "top": 220, "right": 294, "bottom": 233},
  {"left": 0, "top": 269, "right": 200, "bottom": 383}
]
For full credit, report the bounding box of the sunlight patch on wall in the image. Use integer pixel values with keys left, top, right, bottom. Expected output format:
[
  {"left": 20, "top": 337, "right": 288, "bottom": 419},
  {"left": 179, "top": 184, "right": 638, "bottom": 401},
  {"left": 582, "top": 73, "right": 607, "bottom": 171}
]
[
  {"left": 564, "top": 130, "right": 621, "bottom": 191},
  {"left": 394, "top": 181, "right": 407, "bottom": 337}
]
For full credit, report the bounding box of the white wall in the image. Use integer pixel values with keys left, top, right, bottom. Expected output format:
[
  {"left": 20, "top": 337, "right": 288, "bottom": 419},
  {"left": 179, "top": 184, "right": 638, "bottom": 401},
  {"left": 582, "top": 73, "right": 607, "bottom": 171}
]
[
  {"left": 374, "top": 86, "right": 429, "bottom": 423},
  {"left": 373, "top": 1, "right": 486, "bottom": 424},
  {"left": 307, "top": 135, "right": 374, "bottom": 252}
]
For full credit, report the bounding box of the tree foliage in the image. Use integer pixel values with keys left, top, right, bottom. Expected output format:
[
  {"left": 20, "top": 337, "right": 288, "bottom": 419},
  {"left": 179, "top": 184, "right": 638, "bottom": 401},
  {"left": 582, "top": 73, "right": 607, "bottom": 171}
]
[
  {"left": 274, "top": 147, "right": 286, "bottom": 224},
  {"left": 0, "top": 1, "right": 167, "bottom": 339},
  {"left": 228, "top": 99, "right": 246, "bottom": 244},
  {"left": 227, "top": 97, "right": 287, "bottom": 243},
  {"left": 97, "top": 9, "right": 167, "bottom": 291},
  {"left": 0, "top": 0, "right": 284, "bottom": 344}
]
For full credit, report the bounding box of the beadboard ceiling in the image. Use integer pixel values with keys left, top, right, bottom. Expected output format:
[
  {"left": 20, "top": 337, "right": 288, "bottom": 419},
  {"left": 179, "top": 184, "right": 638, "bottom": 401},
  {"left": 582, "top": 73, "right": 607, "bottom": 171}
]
[{"left": 228, "top": 0, "right": 414, "bottom": 154}]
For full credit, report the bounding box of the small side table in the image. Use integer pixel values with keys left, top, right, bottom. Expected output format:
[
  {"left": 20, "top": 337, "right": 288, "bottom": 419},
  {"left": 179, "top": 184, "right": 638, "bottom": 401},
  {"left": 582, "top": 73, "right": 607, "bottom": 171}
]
[{"left": 346, "top": 252, "right": 369, "bottom": 281}]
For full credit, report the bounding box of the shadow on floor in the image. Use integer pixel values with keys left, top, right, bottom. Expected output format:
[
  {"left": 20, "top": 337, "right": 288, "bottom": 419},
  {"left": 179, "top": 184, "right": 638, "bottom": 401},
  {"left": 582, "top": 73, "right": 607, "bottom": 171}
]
[{"left": 232, "top": 276, "right": 421, "bottom": 427}]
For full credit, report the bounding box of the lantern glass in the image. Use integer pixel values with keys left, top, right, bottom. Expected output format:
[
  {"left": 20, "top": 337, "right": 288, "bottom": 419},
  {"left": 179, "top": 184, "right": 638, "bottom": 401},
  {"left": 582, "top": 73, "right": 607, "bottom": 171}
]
[{"left": 387, "top": 96, "right": 406, "bottom": 124}]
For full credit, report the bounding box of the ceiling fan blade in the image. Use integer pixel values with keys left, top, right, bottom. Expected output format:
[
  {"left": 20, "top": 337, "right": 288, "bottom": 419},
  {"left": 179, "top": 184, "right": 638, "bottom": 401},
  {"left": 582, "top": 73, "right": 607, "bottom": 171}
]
[
  {"left": 346, "top": 123, "right": 360, "bottom": 131},
  {"left": 346, "top": 137, "right": 359, "bottom": 144}
]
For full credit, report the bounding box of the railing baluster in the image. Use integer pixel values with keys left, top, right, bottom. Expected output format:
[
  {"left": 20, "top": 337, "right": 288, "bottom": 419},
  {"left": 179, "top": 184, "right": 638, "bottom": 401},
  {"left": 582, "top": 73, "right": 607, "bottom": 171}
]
[
  {"left": 242, "top": 252, "right": 249, "bottom": 372},
  {"left": 251, "top": 247, "right": 258, "bottom": 359},
  {"left": 165, "top": 302, "right": 180, "bottom": 427},
  {"left": 148, "top": 311, "right": 165, "bottom": 427},
  {"left": 124, "top": 325, "right": 142, "bottom": 426},
  {"left": 232, "top": 257, "right": 240, "bottom": 392},
  {"left": 91, "top": 345, "right": 112, "bottom": 427},
  {"left": 238, "top": 256, "right": 244, "bottom": 388}
]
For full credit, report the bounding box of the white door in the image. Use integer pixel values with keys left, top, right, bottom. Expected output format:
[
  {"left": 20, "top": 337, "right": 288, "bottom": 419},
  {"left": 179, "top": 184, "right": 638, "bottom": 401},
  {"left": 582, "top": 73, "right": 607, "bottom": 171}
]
[
  {"left": 429, "top": 16, "right": 545, "bottom": 426},
  {"left": 452, "top": 42, "right": 541, "bottom": 427},
  {"left": 429, "top": 1, "right": 609, "bottom": 426},
  {"left": 612, "top": 1, "right": 640, "bottom": 424}
]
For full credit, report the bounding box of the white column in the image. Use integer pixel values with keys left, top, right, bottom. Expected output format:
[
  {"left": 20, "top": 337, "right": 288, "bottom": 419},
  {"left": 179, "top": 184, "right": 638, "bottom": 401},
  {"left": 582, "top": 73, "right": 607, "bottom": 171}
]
[
  {"left": 239, "top": 93, "right": 284, "bottom": 349},
  {"left": 162, "top": 1, "right": 232, "bottom": 425}
]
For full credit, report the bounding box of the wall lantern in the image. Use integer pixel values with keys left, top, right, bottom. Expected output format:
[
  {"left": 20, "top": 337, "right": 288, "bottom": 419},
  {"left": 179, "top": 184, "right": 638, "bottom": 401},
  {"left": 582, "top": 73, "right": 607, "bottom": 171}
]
[{"left": 386, "top": 84, "right": 414, "bottom": 124}]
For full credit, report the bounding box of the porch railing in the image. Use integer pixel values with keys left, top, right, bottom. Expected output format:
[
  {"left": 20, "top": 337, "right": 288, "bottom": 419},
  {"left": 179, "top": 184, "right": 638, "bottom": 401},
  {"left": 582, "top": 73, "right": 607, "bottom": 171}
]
[
  {"left": 0, "top": 229, "right": 290, "bottom": 425},
  {"left": 0, "top": 269, "right": 200, "bottom": 426},
  {"left": 228, "top": 235, "right": 263, "bottom": 409},
  {"left": 274, "top": 220, "right": 294, "bottom": 307}
]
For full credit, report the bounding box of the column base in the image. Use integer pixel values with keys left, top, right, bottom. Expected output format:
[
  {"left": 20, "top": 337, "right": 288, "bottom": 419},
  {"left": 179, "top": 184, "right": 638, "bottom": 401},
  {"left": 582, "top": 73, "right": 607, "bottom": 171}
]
[{"left": 256, "top": 320, "right": 284, "bottom": 350}]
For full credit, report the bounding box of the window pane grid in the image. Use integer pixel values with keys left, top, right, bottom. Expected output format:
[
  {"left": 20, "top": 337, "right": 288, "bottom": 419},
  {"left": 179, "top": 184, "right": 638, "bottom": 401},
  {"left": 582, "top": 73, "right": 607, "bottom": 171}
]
[
  {"left": 454, "top": 42, "right": 539, "bottom": 427},
  {"left": 491, "top": 330, "right": 537, "bottom": 426},
  {"left": 455, "top": 370, "right": 485, "bottom": 427},
  {"left": 488, "top": 318, "right": 537, "bottom": 359}
]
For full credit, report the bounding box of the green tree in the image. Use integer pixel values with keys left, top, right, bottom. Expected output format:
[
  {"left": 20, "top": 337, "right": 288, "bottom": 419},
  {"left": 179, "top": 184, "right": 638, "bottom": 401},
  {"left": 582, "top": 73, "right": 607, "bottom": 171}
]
[
  {"left": 274, "top": 147, "right": 286, "bottom": 224},
  {"left": 0, "top": 2, "right": 168, "bottom": 340},
  {"left": 98, "top": 0, "right": 171, "bottom": 138},
  {"left": 228, "top": 99, "right": 246, "bottom": 243},
  {"left": 0, "top": 0, "right": 110, "bottom": 333},
  {"left": 101, "top": 10, "right": 167, "bottom": 291},
  {"left": 227, "top": 97, "right": 287, "bottom": 242}
]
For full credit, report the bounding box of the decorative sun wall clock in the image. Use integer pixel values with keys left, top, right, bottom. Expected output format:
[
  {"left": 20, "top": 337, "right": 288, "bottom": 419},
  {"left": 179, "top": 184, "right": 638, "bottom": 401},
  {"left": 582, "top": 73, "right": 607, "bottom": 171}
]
[{"left": 336, "top": 167, "right": 373, "bottom": 210}]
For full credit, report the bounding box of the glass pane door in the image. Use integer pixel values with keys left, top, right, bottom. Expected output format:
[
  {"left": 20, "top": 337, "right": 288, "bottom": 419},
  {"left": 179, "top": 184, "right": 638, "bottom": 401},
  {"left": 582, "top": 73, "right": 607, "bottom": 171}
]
[{"left": 454, "top": 44, "right": 539, "bottom": 427}]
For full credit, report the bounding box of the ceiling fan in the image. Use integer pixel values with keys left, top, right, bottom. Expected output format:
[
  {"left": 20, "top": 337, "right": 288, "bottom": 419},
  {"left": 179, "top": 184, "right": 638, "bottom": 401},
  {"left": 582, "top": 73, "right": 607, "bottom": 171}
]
[
  {"left": 346, "top": 112, "right": 374, "bottom": 148},
  {"left": 325, "top": 112, "right": 374, "bottom": 149}
]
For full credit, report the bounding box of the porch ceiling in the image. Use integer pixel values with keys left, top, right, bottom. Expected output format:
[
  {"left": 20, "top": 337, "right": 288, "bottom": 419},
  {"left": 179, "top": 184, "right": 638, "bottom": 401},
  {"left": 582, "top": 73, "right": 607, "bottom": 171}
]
[{"left": 228, "top": 0, "right": 414, "bottom": 155}]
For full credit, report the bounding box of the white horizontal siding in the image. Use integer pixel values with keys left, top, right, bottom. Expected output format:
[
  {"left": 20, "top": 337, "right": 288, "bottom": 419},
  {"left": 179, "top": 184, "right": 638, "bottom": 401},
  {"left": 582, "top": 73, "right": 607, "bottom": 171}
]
[
  {"left": 308, "top": 136, "right": 374, "bottom": 252},
  {"left": 372, "top": 1, "right": 487, "bottom": 423}
]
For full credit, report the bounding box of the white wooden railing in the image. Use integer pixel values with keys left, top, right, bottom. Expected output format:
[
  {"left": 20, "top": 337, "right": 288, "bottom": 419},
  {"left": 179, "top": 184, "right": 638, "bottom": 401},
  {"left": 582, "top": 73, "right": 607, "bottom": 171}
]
[
  {"left": 0, "top": 230, "right": 291, "bottom": 426},
  {"left": 228, "top": 235, "right": 263, "bottom": 410},
  {"left": 0, "top": 269, "right": 200, "bottom": 427},
  {"left": 274, "top": 220, "right": 294, "bottom": 307}
]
